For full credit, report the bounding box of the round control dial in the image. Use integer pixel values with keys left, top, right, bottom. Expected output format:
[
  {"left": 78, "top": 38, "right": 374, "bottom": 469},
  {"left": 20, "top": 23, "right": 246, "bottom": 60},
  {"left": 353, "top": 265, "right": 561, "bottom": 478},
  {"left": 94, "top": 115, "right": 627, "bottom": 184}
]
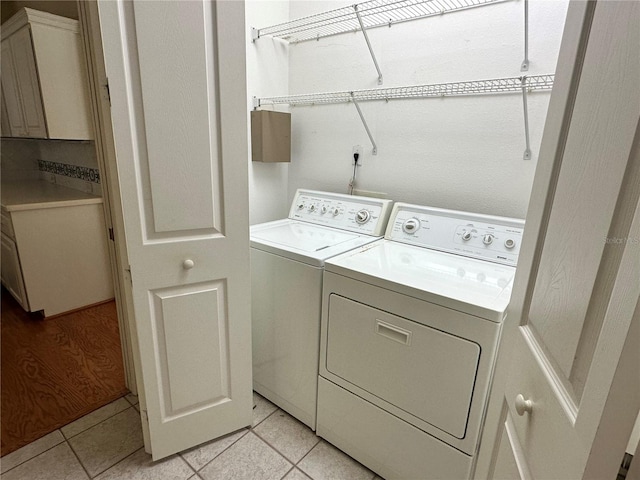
[
  {"left": 402, "top": 218, "right": 420, "bottom": 234},
  {"left": 461, "top": 230, "right": 472, "bottom": 241},
  {"left": 504, "top": 238, "right": 516, "bottom": 249},
  {"left": 332, "top": 207, "right": 340, "bottom": 216},
  {"left": 355, "top": 209, "right": 371, "bottom": 225},
  {"left": 483, "top": 234, "right": 494, "bottom": 245},
  {"left": 297, "top": 203, "right": 304, "bottom": 210},
  {"left": 320, "top": 206, "right": 327, "bottom": 214},
  {"left": 308, "top": 205, "right": 316, "bottom": 212}
]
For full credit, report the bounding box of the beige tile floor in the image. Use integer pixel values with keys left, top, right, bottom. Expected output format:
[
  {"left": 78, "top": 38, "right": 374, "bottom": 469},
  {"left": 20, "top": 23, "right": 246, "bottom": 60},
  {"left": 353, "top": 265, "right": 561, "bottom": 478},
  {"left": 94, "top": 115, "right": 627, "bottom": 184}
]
[{"left": 1, "top": 392, "right": 384, "bottom": 480}]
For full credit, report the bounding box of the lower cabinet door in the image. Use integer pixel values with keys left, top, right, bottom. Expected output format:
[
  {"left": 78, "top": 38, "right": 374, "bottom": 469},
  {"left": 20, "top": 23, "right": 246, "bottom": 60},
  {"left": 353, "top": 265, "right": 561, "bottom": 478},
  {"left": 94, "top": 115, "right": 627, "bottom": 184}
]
[{"left": 1, "top": 232, "right": 29, "bottom": 310}]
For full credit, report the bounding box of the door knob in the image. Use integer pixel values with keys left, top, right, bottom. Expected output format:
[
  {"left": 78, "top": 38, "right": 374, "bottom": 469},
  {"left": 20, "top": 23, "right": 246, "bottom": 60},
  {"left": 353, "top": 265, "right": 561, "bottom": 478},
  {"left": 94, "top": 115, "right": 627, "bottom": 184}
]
[
  {"left": 183, "top": 259, "right": 195, "bottom": 270},
  {"left": 515, "top": 394, "right": 533, "bottom": 416}
]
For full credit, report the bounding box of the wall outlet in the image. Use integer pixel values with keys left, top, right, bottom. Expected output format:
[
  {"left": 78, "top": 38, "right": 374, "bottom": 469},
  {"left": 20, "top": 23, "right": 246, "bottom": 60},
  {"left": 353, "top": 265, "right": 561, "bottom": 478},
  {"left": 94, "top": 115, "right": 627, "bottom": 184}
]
[{"left": 352, "top": 145, "right": 362, "bottom": 166}]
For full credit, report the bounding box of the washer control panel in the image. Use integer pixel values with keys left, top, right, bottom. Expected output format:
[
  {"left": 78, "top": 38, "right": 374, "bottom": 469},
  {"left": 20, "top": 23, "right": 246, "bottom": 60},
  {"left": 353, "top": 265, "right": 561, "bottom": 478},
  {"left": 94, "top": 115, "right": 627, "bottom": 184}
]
[
  {"left": 387, "top": 203, "right": 525, "bottom": 266},
  {"left": 289, "top": 189, "right": 393, "bottom": 236}
]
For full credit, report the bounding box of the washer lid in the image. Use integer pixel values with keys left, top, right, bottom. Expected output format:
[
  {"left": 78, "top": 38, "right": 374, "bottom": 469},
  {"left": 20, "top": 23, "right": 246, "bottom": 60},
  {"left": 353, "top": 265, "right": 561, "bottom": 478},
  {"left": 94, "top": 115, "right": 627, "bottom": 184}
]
[
  {"left": 325, "top": 240, "right": 517, "bottom": 322},
  {"left": 251, "top": 219, "right": 381, "bottom": 266}
]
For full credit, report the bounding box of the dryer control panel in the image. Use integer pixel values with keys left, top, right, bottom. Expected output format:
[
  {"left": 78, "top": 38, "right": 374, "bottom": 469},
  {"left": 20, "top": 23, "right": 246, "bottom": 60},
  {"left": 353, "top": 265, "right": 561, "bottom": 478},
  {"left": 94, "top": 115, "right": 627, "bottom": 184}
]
[
  {"left": 386, "top": 203, "right": 525, "bottom": 266},
  {"left": 289, "top": 189, "right": 393, "bottom": 237}
]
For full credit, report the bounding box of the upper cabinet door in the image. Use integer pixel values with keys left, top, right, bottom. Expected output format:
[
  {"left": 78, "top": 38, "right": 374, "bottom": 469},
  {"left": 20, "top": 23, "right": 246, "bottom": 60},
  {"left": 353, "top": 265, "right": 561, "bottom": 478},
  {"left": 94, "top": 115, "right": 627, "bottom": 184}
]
[
  {"left": 99, "top": 0, "right": 253, "bottom": 460},
  {"left": 9, "top": 26, "right": 47, "bottom": 138},
  {"left": 1, "top": 38, "right": 28, "bottom": 137}
]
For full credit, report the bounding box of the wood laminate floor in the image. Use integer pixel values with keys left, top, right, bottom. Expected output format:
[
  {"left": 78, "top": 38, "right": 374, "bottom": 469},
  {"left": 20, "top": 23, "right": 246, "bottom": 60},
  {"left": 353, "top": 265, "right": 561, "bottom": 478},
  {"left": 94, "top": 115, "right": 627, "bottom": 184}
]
[{"left": 1, "top": 288, "right": 128, "bottom": 457}]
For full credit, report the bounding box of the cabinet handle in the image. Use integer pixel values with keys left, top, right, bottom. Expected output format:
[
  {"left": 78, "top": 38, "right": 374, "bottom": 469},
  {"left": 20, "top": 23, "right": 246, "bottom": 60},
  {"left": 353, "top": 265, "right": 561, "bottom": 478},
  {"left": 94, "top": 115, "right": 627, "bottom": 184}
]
[
  {"left": 183, "top": 259, "right": 195, "bottom": 270},
  {"left": 515, "top": 394, "right": 533, "bottom": 416}
]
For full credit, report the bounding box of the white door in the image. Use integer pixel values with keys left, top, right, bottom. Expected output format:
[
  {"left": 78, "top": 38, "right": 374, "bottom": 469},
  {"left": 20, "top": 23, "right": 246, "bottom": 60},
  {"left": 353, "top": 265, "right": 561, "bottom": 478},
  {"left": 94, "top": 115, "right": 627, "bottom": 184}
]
[
  {"left": 477, "top": 1, "right": 640, "bottom": 479},
  {"left": 98, "top": 0, "right": 253, "bottom": 460}
]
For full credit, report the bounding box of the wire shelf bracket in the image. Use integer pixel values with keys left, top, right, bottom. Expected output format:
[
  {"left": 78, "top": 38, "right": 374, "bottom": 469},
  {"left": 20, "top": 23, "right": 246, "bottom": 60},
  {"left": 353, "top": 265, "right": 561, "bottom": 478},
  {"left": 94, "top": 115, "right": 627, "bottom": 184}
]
[
  {"left": 521, "top": 76, "right": 532, "bottom": 160},
  {"left": 350, "top": 92, "right": 378, "bottom": 155},
  {"left": 521, "top": 0, "right": 529, "bottom": 71},
  {"left": 353, "top": 4, "right": 383, "bottom": 85}
]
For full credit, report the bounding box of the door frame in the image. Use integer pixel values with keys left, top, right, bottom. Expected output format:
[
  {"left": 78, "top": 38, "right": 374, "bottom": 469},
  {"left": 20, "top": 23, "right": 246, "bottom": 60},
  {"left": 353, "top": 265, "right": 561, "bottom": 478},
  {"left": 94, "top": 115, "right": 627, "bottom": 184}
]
[
  {"left": 76, "top": 0, "right": 138, "bottom": 395},
  {"left": 475, "top": 1, "right": 640, "bottom": 477}
]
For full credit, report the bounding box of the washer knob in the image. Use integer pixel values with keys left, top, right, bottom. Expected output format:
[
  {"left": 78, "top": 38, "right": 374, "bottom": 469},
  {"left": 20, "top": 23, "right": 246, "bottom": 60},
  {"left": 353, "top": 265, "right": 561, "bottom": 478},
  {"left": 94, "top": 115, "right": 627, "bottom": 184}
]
[
  {"left": 297, "top": 203, "right": 304, "bottom": 210},
  {"left": 483, "top": 234, "right": 494, "bottom": 245},
  {"left": 321, "top": 206, "right": 327, "bottom": 214},
  {"left": 309, "top": 205, "right": 316, "bottom": 212},
  {"left": 333, "top": 208, "right": 340, "bottom": 216},
  {"left": 402, "top": 218, "right": 420, "bottom": 234},
  {"left": 504, "top": 238, "right": 516, "bottom": 249},
  {"left": 355, "top": 209, "right": 371, "bottom": 224},
  {"left": 461, "top": 230, "right": 472, "bottom": 241}
]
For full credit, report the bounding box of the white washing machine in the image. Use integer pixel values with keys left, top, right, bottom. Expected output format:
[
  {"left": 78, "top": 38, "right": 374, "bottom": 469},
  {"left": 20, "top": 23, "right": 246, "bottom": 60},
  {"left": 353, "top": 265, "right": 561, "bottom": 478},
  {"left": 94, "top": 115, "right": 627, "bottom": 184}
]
[
  {"left": 317, "top": 203, "right": 524, "bottom": 480},
  {"left": 250, "top": 189, "right": 393, "bottom": 430}
]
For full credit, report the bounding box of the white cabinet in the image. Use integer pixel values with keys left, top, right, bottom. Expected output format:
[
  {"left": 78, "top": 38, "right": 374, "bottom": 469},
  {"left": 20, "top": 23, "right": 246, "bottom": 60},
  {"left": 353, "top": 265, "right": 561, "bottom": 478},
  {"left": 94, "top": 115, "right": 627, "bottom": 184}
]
[
  {"left": 1, "top": 8, "right": 93, "bottom": 140},
  {"left": 1, "top": 182, "right": 114, "bottom": 317}
]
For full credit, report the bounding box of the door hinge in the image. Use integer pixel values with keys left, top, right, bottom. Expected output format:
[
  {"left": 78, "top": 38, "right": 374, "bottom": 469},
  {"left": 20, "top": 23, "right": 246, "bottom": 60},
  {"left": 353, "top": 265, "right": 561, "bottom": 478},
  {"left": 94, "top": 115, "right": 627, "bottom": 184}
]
[
  {"left": 125, "top": 266, "right": 132, "bottom": 285},
  {"left": 108, "top": 227, "right": 114, "bottom": 241}
]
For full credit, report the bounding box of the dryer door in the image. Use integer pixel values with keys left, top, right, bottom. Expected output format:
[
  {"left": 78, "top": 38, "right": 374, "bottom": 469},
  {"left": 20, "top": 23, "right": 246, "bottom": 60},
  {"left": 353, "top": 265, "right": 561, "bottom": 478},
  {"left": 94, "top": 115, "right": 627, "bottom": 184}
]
[{"left": 326, "top": 294, "right": 480, "bottom": 439}]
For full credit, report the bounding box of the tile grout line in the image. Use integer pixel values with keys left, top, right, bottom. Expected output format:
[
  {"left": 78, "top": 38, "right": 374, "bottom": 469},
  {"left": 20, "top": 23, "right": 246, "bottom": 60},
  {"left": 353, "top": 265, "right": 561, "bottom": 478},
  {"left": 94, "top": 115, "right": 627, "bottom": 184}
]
[
  {"left": 0, "top": 430, "right": 66, "bottom": 475},
  {"left": 62, "top": 398, "right": 133, "bottom": 441},
  {"left": 66, "top": 437, "right": 94, "bottom": 479},
  {"left": 279, "top": 464, "right": 296, "bottom": 480},
  {"left": 251, "top": 404, "right": 279, "bottom": 429},
  {"left": 294, "top": 438, "right": 324, "bottom": 468},
  {"left": 83, "top": 446, "right": 145, "bottom": 479},
  {"left": 66, "top": 405, "right": 142, "bottom": 479},
  {"left": 251, "top": 422, "right": 320, "bottom": 467},
  {"left": 188, "top": 428, "right": 250, "bottom": 474}
]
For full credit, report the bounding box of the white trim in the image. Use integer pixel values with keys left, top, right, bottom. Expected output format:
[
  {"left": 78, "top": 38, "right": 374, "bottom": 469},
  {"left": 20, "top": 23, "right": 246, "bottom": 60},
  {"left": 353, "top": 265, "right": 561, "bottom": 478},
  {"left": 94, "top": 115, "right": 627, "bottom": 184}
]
[
  {"left": 1, "top": 8, "right": 79, "bottom": 40},
  {"left": 76, "top": 1, "right": 137, "bottom": 394}
]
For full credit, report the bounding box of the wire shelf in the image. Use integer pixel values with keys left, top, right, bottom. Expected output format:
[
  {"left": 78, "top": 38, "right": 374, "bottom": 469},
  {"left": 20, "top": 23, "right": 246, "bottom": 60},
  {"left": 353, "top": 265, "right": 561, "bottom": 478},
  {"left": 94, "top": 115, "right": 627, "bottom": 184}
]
[
  {"left": 255, "top": 0, "right": 511, "bottom": 43},
  {"left": 256, "top": 74, "right": 554, "bottom": 107}
]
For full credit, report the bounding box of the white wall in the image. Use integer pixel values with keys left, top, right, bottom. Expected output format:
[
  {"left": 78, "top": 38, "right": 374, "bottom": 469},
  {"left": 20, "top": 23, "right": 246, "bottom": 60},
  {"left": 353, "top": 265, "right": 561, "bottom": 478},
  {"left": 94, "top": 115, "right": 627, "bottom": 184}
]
[
  {"left": 245, "top": 1, "right": 290, "bottom": 225},
  {"left": 284, "top": 0, "right": 569, "bottom": 219}
]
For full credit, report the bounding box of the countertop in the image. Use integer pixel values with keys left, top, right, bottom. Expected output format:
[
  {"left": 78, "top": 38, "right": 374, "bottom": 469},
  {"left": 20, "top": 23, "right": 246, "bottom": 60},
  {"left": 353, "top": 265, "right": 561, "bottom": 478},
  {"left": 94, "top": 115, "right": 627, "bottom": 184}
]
[{"left": 1, "top": 180, "right": 103, "bottom": 212}]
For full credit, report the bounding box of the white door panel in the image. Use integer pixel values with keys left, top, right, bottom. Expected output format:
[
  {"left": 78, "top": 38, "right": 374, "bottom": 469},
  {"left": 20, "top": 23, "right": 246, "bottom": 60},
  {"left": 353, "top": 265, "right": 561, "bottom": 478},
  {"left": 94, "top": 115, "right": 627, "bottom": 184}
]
[
  {"left": 99, "top": 0, "right": 252, "bottom": 460},
  {"left": 479, "top": 1, "right": 640, "bottom": 478}
]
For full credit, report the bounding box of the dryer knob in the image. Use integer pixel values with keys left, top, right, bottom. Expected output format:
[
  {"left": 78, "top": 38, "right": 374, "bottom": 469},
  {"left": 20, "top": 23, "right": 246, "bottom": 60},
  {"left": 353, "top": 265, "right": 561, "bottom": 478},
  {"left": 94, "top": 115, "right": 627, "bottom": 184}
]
[
  {"left": 483, "top": 234, "right": 494, "bottom": 245},
  {"left": 297, "top": 203, "right": 304, "bottom": 210},
  {"left": 333, "top": 208, "right": 340, "bottom": 216},
  {"left": 461, "top": 230, "right": 472, "bottom": 241},
  {"left": 402, "top": 218, "right": 420, "bottom": 234},
  {"left": 355, "top": 209, "right": 371, "bottom": 224}
]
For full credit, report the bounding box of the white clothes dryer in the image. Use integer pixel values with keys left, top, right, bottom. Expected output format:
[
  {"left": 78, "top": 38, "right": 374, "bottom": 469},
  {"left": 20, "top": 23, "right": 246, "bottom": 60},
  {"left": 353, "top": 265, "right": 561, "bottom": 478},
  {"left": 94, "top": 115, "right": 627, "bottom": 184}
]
[
  {"left": 250, "top": 189, "right": 393, "bottom": 430},
  {"left": 317, "top": 203, "right": 524, "bottom": 479}
]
